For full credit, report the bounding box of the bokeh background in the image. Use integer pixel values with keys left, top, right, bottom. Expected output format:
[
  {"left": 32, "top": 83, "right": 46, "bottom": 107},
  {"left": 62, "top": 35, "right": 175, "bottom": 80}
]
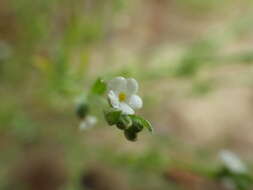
[{"left": 1, "top": 0, "right": 253, "bottom": 189}]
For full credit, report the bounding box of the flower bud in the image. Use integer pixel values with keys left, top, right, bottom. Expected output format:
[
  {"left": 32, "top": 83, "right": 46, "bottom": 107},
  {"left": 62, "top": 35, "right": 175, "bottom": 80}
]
[
  {"left": 131, "top": 121, "right": 144, "bottom": 133},
  {"left": 76, "top": 103, "right": 89, "bottom": 119},
  {"left": 124, "top": 127, "right": 137, "bottom": 141},
  {"left": 116, "top": 115, "right": 132, "bottom": 130},
  {"left": 116, "top": 121, "right": 126, "bottom": 130}
]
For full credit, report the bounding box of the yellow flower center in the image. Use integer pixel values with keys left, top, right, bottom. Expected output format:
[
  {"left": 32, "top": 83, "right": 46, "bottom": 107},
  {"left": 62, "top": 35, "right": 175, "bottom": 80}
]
[{"left": 118, "top": 92, "right": 126, "bottom": 102}]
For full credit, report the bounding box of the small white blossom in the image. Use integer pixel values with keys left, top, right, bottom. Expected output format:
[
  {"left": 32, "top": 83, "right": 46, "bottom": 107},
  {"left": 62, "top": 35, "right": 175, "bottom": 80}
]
[
  {"left": 107, "top": 76, "right": 143, "bottom": 115},
  {"left": 79, "top": 116, "right": 97, "bottom": 130},
  {"left": 219, "top": 150, "right": 247, "bottom": 174}
]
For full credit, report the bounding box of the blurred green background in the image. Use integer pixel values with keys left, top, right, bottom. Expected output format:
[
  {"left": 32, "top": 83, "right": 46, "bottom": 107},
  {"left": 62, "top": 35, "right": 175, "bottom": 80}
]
[{"left": 1, "top": 0, "right": 253, "bottom": 189}]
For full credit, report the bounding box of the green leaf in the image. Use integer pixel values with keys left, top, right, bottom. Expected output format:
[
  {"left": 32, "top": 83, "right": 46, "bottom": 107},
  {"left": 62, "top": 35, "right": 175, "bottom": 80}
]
[
  {"left": 104, "top": 109, "right": 121, "bottom": 126},
  {"left": 91, "top": 78, "right": 107, "bottom": 95},
  {"left": 129, "top": 115, "right": 153, "bottom": 133}
]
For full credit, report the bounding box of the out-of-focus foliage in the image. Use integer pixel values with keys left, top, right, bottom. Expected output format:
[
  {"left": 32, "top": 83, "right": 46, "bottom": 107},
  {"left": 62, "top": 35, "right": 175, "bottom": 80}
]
[{"left": 1, "top": 0, "right": 253, "bottom": 189}]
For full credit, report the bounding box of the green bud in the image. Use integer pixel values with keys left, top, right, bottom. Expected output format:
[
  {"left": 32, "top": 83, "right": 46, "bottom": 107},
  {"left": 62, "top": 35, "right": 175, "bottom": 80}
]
[
  {"left": 116, "top": 115, "right": 132, "bottom": 130},
  {"left": 76, "top": 103, "right": 89, "bottom": 119},
  {"left": 129, "top": 115, "right": 153, "bottom": 133},
  {"left": 131, "top": 121, "right": 144, "bottom": 133},
  {"left": 124, "top": 127, "right": 137, "bottom": 141},
  {"left": 116, "top": 121, "right": 126, "bottom": 130}
]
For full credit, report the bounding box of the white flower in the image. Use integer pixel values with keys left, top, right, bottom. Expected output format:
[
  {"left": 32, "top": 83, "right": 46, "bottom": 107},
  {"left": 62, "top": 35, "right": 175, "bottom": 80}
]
[
  {"left": 107, "top": 76, "right": 143, "bottom": 115},
  {"left": 219, "top": 150, "right": 247, "bottom": 174},
  {"left": 79, "top": 116, "right": 97, "bottom": 130}
]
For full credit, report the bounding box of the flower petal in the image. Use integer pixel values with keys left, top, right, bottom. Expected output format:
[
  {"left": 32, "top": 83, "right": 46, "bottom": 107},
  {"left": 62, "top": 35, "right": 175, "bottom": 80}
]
[
  {"left": 108, "top": 90, "right": 120, "bottom": 108},
  {"left": 128, "top": 95, "right": 143, "bottom": 109},
  {"left": 79, "top": 121, "right": 88, "bottom": 130},
  {"left": 119, "top": 102, "right": 135, "bottom": 115},
  {"left": 126, "top": 78, "right": 138, "bottom": 95},
  {"left": 220, "top": 150, "right": 247, "bottom": 173},
  {"left": 86, "top": 116, "right": 97, "bottom": 126},
  {"left": 79, "top": 116, "right": 97, "bottom": 131},
  {"left": 107, "top": 76, "right": 127, "bottom": 93}
]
